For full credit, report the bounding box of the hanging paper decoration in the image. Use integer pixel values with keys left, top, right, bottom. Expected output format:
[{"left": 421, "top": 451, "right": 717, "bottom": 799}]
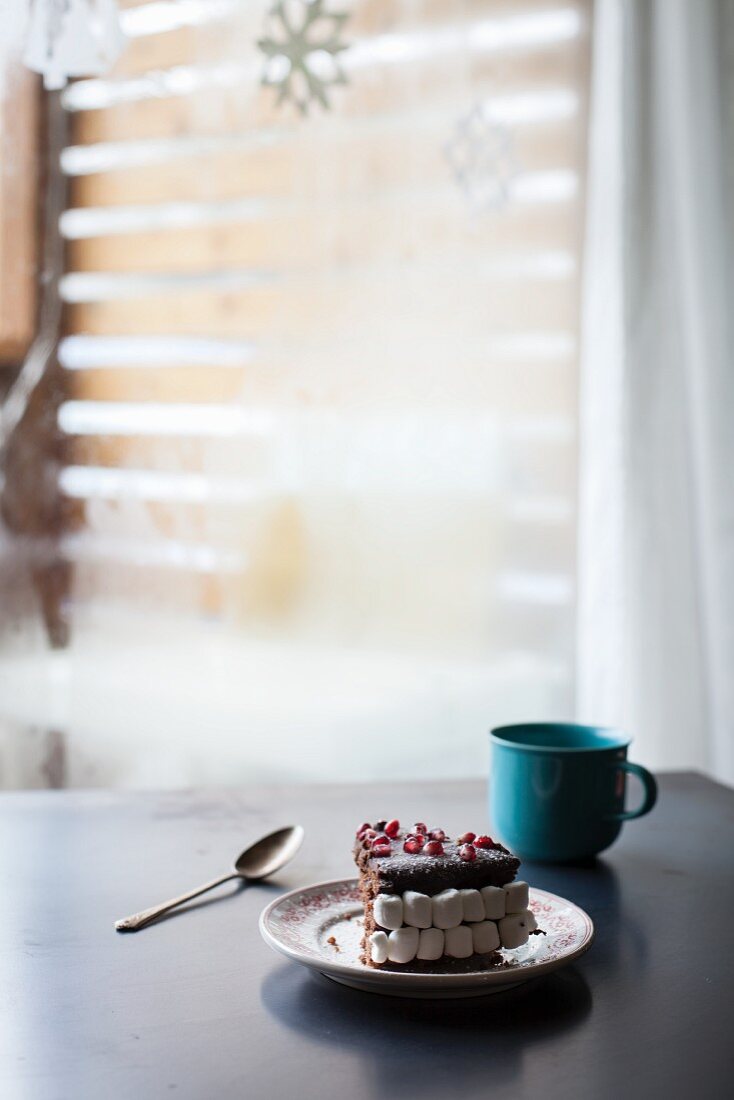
[
  {"left": 257, "top": 0, "right": 350, "bottom": 116},
  {"left": 445, "top": 102, "right": 518, "bottom": 215},
  {"left": 24, "top": 0, "right": 125, "bottom": 90}
]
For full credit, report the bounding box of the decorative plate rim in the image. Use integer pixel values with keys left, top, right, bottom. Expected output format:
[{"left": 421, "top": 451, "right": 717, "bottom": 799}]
[{"left": 259, "top": 877, "right": 594, "bottom": 989}]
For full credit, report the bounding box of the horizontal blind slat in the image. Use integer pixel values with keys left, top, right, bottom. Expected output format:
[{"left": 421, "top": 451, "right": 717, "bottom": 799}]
[
  {"left": 66, "top": 205, "right": 580, "bottom": 276},
  {"left": 62, "top": 86, "right": 579, "bottom": 179},
  {"left": 68, "top": 41, "right": 588, "bottom": 144},
  {"left": 65, "top": 6, "right": 586, "bottom": 113},
  {"left": 66, "top": 355, "right": 575, "bottom": 423},
  {"left": 66, "top": 128, "right": 581, "bottom": 226},
  {"left": 61, "top": 532, "right": 246, "bottom": 572},
  {"left": 59, "top": 400, "right": 277, "bottom": 436},
  {"left": 64, "top": 279, "right": 577, "bottom": 334},
  {"left": 59, "top": 334, "right": 257, "bottom": 367},
  {"left": 59, "top": 466, "right": 575, "bottom": 531}
]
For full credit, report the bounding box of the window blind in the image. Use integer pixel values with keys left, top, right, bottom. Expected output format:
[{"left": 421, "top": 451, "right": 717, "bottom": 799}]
[{"left": 55, "top": 0, "right": 591, "bottom": 687}]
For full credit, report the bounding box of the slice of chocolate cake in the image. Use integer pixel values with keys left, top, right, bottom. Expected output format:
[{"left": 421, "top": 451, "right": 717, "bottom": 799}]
[{"left": 354, "top": 819, "right": 538, "bottom": 968}]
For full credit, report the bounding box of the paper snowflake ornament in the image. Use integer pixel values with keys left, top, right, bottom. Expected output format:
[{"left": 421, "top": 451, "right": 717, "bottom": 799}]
[
  {"left": 445, "top": 102, "right": 518, "bottom": 214},
  {"left": 257, "top": 0, "right": 350, "bottom": 115},
  {"left": 24, "top": 0, "right": 125, "bottom": 90}
]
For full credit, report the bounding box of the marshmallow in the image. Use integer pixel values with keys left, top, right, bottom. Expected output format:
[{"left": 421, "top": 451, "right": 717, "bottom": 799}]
[
  {"left": 403, "top": 890, "right": 432, "bottom": 929},
  {"left": 472, "top": 920, "right": 501, "bottom": 955},
  {"left": 444, "top": 925, "right": 473, "bottom": 959},
  {"left": 431, "top": 889, "right": 463, "bottom": 929},
  {"left": 481, "top": 885, "right": 506, "bottom": 921},
  {"left": 387, "top": 926, "right": 420, "bottom": 964},
  {"left": 417, "top": 927, "right": 445, "bottom": 961},
  {"left": 374, "top": 894, "right": 403, "bottom": 930},
  {"left": 504, "top": 881, "right": 529, "bottom": 914},
  {"left": 369, "top": 931, "right": 389, "bottom": 964},
  {"left": 499, "top": 911, "right": 531, "bottom": 949},
  {"left": 459, "top": 889, "right": 485, "bottom": 923},
  {"left": 525, "top": 908, "right": 538, "bottom": 932}
]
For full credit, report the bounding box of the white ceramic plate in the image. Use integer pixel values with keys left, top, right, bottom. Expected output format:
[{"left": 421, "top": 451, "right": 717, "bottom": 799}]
[{"left": 259, "top": 878, "right": 594, "bottom": 999}]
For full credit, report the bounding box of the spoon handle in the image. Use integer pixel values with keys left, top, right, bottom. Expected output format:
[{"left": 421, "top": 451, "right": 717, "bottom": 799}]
[{"left": 115, "top": 872, "right": 241, "bottom": 932}]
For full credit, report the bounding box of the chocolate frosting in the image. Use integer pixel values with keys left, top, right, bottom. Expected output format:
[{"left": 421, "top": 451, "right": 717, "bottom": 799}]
[{"left": 354, "top": 834, "right": 519, "bottom": 895}]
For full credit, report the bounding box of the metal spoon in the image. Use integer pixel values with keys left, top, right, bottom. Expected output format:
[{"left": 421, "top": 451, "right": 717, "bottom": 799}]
[{"left": 115, "top": 825, "right": 304, "bottom": 932}]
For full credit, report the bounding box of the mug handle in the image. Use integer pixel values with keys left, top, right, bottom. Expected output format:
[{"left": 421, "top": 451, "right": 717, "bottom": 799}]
[{"left": 606, "top": 762, "right": 658, "bottom": 821}]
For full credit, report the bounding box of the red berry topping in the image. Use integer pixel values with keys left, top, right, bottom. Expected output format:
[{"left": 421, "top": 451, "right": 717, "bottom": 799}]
[
  {"left": 371, "top": 834, "right": 390, "bottom": 847},
  {"left": 457, "top": 832, "right": 476, "bottom": 845},
  {"left": 474, "top": 835, "right": 494, "bottom": 849},
  {"left": 372, "top": 843, "right": 391, "bottom": 858},
  {"left": 459, "top": 843, "right": 477, "bottom": 862},
  {"left": 424, "top": 840, "right": 444, "bottom": 856},
  {"left": 412, "top": 822, "right": 428, "bottom": 835},
  {"left": 384, "top": 819, "right": 400, "bottom": 838},
  {"left": 428, "top": 828, "right": 446, "bottom": 841},
  {"left": 356, "top": 822, "right": 371, "bottom": 837},
  {"left": 403, "top": 837, "right": 425, "bottom": 854}
]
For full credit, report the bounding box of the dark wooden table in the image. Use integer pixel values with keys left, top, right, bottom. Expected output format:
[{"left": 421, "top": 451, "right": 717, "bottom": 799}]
[{"left": 1, "top": 773, "right": 732, "bottom": 1099}]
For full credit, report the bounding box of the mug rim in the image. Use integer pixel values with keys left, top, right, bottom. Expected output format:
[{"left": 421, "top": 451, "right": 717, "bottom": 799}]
[{"left": 490, "top": 721, "right": 631, "bottom": 753}]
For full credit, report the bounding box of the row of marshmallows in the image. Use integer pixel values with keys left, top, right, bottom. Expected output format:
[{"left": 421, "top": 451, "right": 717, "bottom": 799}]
[
  {"left": 369, "top": 914, "right": 537, "bottom": 964},
  {"left": 369, "top": 881, "right": 536, "bottom": 964},
  {"left": 374, "top": 880, "right": 529, "bottom": 930}
]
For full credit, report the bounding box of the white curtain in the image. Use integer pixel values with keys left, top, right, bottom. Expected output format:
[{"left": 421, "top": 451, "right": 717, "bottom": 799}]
[{"left": 577, "top": 0, "right": 734, "bottom": 785}]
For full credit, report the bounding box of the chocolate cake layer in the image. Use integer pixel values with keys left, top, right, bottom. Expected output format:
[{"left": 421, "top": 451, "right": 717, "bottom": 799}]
[
  {"left": 354, "top": 838, "right": 519, "bottom": 895},
  {"left": 354, "top": 820, "right": 529, "bottom": 967}
]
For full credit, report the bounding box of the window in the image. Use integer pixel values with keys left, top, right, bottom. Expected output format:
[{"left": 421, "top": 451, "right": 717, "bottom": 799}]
[{"left": 2, "top": 0, "right": 591, "bottom": 786}]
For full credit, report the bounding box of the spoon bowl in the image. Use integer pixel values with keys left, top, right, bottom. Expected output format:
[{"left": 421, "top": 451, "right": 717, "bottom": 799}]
[
  {"left": 116, "top": 824, "right": 305, "bottom": 932},
  {"left": 235, "top": 825, "right": 305, "bottom": 880}
]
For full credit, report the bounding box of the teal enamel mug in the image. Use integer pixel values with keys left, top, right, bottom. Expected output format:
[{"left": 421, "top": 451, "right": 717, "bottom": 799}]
[{"left": 489, "top": 723, "right": 658, "bottom": 861}]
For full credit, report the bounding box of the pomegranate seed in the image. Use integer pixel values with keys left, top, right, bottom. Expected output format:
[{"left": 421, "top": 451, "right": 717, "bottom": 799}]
[
  {"left": 457, "top": 832, "right": 476, "bottom": 845},
  {"left": 356, "top": 822, "right": 371, "bottom": 837},
  {"left": 372, "top": 843, "right": 391, "bottom": 858},
  {"left": 428, "top": 828, "right": 446, "bottom": 842},
  {"left": 371, "top": 834, "right": 390, "bottom": 848},
  {"left": 403, "top": 837, "right": 425, "bottom": 854},
  {"left": 412, "top": 822, "right": 427, "bottom": 835},
  {"left": 474, "top": 835, "right": 494, "bottom": 849},
  {"left": 424, "top": 840, "right": 444, "bottom": 856},
  {"left": 384, "top": 819, "right": 400, "bottom": 838},
  {"left": 459, "top": 843, "right": 477, "bottom": 862}
]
